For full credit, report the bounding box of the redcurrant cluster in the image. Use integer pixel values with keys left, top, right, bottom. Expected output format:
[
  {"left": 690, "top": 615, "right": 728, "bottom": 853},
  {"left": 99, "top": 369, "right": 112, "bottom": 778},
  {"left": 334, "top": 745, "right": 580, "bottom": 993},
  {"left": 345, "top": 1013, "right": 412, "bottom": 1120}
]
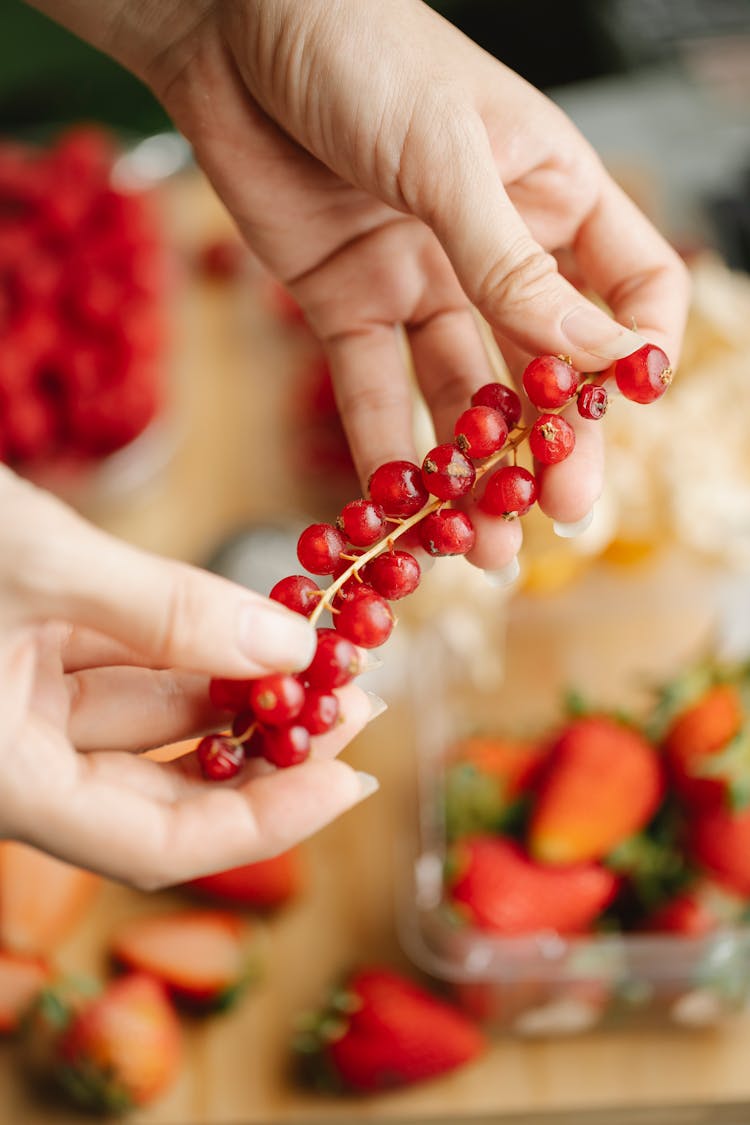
[{"left": 197, "top": 343, "right": 672, "bottom": 780}]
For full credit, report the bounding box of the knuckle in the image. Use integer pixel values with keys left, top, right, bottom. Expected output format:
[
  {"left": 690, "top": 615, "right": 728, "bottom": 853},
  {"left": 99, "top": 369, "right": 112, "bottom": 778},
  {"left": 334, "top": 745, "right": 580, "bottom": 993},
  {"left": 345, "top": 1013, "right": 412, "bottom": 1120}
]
[
  {"left": 151, "top": 566, "right": 200, "bottom": 666},
  {"left": 476, "top": 242, "right": 560, "bottom": 318}
]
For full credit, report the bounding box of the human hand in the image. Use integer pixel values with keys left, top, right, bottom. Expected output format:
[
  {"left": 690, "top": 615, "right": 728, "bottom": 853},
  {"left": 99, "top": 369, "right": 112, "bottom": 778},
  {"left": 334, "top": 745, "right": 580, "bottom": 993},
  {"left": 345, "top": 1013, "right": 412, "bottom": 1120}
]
[{"left": 0, "top": 468, "right": 377, "bottom": 888}]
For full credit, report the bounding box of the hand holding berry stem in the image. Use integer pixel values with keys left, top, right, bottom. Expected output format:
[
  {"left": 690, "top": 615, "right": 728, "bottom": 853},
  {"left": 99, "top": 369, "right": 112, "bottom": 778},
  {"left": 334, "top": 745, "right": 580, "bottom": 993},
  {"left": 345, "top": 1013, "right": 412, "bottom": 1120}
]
[
  {"left": 0, "top": 468, "right": 377, "bottom": 887},
  {"left": 30, "top": 0, "right": 689, "bottom": 565}
]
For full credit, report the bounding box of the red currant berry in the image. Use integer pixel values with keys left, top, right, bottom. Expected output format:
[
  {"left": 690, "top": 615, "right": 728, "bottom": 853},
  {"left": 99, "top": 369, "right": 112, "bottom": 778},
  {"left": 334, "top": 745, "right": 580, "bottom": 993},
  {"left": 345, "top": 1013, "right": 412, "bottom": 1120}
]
[
  {"left": 368, "top": 460, "right": 429, "bottom": 517},
  {"left": 269, "top": 574, "right": 321, "bottom": 617},
  {"left": 334, "top": 576, "right": 372, "bottom": 605},
  {"left": 334, "top": 588, "right": 394, "bottom": 648},
  {"left": 197, "top": 735, "right": 245, "bottom": 781},
  {"left": 304, "top": 628, "right": 361, "bottom": 690},
  {"left": 296, "top": 522, "right": 347, "bottom": 575},
  {"left": 262, "top": 724, "right": 311, "bottom": 768},
  {"left": 249, "top": 673, "right": 306, "bottom": 726},
  {"left": 479, "top": 466, "right": 538, "bottom": 519},
  {"left": 421, "top": 444, "right": 476, "bottom": 501},
  {"left": 231, "top": 708, "right": 256, "bottom": 741},
  {"left": 529, "top": 414, "right": 576, "bottom": 465},
  {"left": 362, "top": 550, "right": 421, "bottom": 600},
  {"left": 522, "top": 355, "right": 580, "bottom": 409},
  {"left": 614, "top": 343, "right": 672, "bottom": 404},
  {"left": 298, "top": 688, "right": 340, "bottom": 735},
  {"left": 418, "top": 509, "right": 476, "bottom": 556},
  {"left": 208, "top": 678, "right": 251, "bottom": 712},
  {"left": 577, "top": 382, "right": 608, "bottom": 420},
  {"left": 337, "top": 499, "right": 387, "bottom": 546},
  {"left": 471, "top": 383, "right": 522, "bottom": 429},
  {"left": 453, "top": 406, "right": 508, "bottom": 459}
]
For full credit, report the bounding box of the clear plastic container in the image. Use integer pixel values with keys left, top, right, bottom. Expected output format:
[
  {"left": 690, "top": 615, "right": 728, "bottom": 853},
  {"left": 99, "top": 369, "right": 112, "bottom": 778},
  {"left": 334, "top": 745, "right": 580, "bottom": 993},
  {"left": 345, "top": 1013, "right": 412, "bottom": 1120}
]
[{"left": 397, "top": 549, "right": 750, "bottom": 1035}]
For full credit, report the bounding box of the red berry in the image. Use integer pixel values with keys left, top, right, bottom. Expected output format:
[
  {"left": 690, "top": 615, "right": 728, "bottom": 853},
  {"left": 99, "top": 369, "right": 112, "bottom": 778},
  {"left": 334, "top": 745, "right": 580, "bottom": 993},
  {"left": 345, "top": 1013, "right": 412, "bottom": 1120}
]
[
  {"left": 298, "top": 689, "right": 340, "bottom": 735},
  {"left": 368, "top": 461, "right": 429, "bottom": 517},
  {"left": 471, "top": 383, "right": 522, "bottom": 429},
  {"left": 453, "top": 406, "right": 508, "bottom": 459},
  {"left": 418, "top": 510, "right": 475, "bottom": 556},
  {"left": 529, "top": 414, "right": 576, "bottom": 465},
  {"left": 269, "top": 575, "right": 321, "bottom": 617},
  {"left": 334, "top": 589, "right": 395, "bottom": 649},
  {"left": 249, "top": 674, "right": 306, "bottom": 726},
  {"left": 231, "top": 710, "right": 261, "bottom": 754},
  {"left": 479, "top": 466, "right": 538, "bottom": 519},
  {"left": 197, "top": 735, "right": 245, "bottom": 781},
  {"left": 304, "top": 629, "right": 361, "bottom": 690},
  {"left": 262, "top": 724, "right": 311, "bottom": 768},
  {"left": 209, "top": 678, "right": 252, "bottom": 712},
  {"left": 421, "top": 444, "right": 475, "bottom": 501},
  {"left": 614, "top": 343, "right": 672, "bottom": 404},
  {"left": 337, "top": 499, "right": 387, "bottom": 547},
  {"left": 577, "top": 382, "right": 608, "bottom": 420},
  {"left": 297, "top": 523, "right": 347, "bottom": 575},
  {"left": 334, "top": 576, "right": 373, "bottom": 605},
  {"left": 362, "top": 551, "right": 421, "bottom": 600},
  {"left": 522, "top": 355, "right": 580, "bottom": 409}
]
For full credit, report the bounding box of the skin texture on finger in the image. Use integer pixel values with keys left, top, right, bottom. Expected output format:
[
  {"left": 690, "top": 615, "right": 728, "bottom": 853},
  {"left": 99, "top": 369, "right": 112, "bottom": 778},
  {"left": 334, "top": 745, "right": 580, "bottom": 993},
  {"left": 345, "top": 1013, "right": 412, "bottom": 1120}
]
[
  {"left": 0, "top": 632, "right": 36, "bottom": 763},
  {"left": 65, "top": 667, "right": 221, "bottom": 753},
  {"left": 60, "top": 625, "right": 162, "bottom": 673},
  {"left": 536, "top": 407, "right": 605, "bottom": 524},
  {"left": 463, "top": 495, "right": 524, "bottom": 572}
]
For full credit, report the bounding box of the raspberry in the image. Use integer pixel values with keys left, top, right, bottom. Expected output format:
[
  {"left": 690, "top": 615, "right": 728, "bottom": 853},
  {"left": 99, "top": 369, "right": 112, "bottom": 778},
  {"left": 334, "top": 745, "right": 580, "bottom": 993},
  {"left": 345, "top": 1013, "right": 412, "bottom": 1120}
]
[
  {"left": 421, "top": 444, "right": 476, "bottom": 501},
  {"left": 614, "top": 344, "right": 672, "bottom": 404},
  {"left": 479, "top": 466, "right": 538, "bottom": 519},
  {"left": 454, "top": 406, "right": 508, "bottom": 459},
  {"left": 529, "top": 414, "right": 576, "bottom": 465},
  {"left": 522, "top": 355, "right": 580, "bottom": 409},
  {"left": 368, "top": 460, "right": 429, "bottom": 517},
  {"left": 418, "top": 510, "right": 475, "bottom": 556}
]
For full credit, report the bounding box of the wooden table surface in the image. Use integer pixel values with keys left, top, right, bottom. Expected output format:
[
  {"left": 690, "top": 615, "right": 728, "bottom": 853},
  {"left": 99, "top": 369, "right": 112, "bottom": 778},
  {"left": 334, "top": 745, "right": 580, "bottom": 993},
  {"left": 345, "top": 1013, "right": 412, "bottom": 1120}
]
[{"left": 5, "top": 172, "right": 750, "bottom": 1125}]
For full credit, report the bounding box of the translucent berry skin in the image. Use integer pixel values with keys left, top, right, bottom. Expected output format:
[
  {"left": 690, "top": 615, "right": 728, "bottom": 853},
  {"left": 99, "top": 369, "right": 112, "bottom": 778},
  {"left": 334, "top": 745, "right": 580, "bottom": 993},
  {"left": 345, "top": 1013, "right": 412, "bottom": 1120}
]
[
  {"left": 471, "top": 383, "right": 522, "bottom": 429},
  {"left": 479, "top": 465, "right": 538, "bottom": 519},
  {"left": 362, "top": 551, "right": 421, "bottom": 600},
  {"left": 337, "top": 499, "right": 387, "bottom": 547},
  {"left": 454, "top": 406, "right": 508, "bottom": 459},
  {"left": 577, "top": 382, "right": 608, "bottom": 420},
  {"left": 304, "top": 628, "right": 360, "bottom": 689},
  {"left": 421, "top": 443, "right": 476, "bottom": 501},
  {"left": 614, "top": 343, "right": 672, "bottom": 404},
  {"left": 369, "top": 460, "right": 429, "bottom": 517},
  {"left": 262, "top": 724, "right": 311, "bottom": 768},
  {"left": 298, "top": 689, "right": 340, "bottom": 734},
  {"left": 269, "top": 574, "right": 321, "bottom": 617},
  {"left": 334, "top": 576, "right": 373, "bottom": 604},
  {"left": 209, "top": 678, "right": 251, "bottom": 712},
  {"left": 529, "top": 414, "right": 576, "bottom": 465},
  {"left": 296, "top": 523, "right": 347, "bottom": 575},
  {"left": 249, "top": 673, "right": 305, "bottom": 726},
  {"left": 197, "top": 735, "right": 245, "bottom": 781},
  {"left": 522, "top": 355, "right": 580, "bottom": 409},
  {"left": 418, "top": 509, "right": 475, "bottom": 556},
  {"left": 334, "top": 589, "right": 394, "bottom": 648}
]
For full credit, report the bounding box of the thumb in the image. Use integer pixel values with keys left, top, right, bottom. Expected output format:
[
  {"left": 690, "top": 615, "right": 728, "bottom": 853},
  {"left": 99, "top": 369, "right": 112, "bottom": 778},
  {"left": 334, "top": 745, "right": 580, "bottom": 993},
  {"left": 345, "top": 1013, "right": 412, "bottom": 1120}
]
[
  {"left": 408, "top": 112, "right": 645, "bottom": 370},
  {"left": 0, "top": 470, "right": 316, "bottom": 677}
]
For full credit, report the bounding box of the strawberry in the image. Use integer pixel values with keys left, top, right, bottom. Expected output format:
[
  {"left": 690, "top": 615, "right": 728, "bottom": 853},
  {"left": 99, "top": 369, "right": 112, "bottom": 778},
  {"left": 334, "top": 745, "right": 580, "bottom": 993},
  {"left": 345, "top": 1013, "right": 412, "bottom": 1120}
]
[
  {"left": 446, "top": 836, "right": 617, "bottom": 935},
  {"left": 49, "top": 974, "right": 182, "bottom": 1113},
  {"left": 111, "top": 910, "right": 257, "bottom": 1012},
  {"left": 528, "top": 715, "right": 664, "bottom": 865},
  {"left": 663, "top": 683, "right": 746, "bottom": 807},
  {"left": 294, "top": 967, "right": 485, "bottom": 1092},
  {"left": 444, "top": 735, "right": 546, "bottom": 841},
  {"left": 0, "top": 951, "right": 50, "bottom": 1033},
  {"left": 642, "top": 880, "right": 746, "bottom": 937},
  {"left": 185, "top": 849, "right": 304, "bottom": 909},
  {"left": 0, "top": 842, "right": 99, "bottom": 956},
  {"left": 690, "top": 803, "right": 750, "bottom": 896}
]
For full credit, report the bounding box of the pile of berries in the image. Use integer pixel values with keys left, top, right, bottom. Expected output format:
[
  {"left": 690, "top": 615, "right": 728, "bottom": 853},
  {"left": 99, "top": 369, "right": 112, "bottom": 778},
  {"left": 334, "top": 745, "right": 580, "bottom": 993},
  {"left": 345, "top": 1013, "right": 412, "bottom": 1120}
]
[
  {"left": 199, "top": 343, "right": 672, "bottom": 780},
  {"left": 0, "top": 127, "right": 169, "bottom": 466}
]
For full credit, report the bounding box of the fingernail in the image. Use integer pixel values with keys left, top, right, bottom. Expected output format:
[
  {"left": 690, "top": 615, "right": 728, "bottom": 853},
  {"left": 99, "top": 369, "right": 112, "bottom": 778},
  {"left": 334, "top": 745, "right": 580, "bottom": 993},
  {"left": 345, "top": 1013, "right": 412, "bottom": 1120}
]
[
  {"left": 236, "top": 602, "right": 316, "bottom": 670},
  {"left": 562, "top": 306, "right": 647, "bottom": 362},
  {"left": 356, "top": 771, "right": 380, "bottom": 798},
  {"left": 553, "top": 508, "right": 595, "bottom": 539},
  {"left": 484, "top": 556, "right": 520, "bottom": 587},
  {"left": 356, "top": 649, "right": 384, "bottom": 675},
  {"left": 365, "top": 692, "right": 388, "bottom": 722}
]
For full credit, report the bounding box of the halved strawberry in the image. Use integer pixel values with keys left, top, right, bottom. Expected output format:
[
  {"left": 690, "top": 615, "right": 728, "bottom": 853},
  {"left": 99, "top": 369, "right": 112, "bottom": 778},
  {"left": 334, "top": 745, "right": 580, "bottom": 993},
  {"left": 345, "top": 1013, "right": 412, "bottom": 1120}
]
[
  {"left": 528, "top": 716, "right": 664, "bottom": 865},
  {"left": 0, "top": 842, "right": 99, "bottom": 956},
  {"left": 446, "top": 836, "right": 618, "bottom": 936},
  {"left": 52, "top": 974, "right": 181, "bottom": 1113},
  {"left": 111, "top": 910, "right": 257, "bottom": 1012},
  {"left": 294, "top": 966, "right": 485, "bottom": 1092},
  {"left": 0, "top": 951, "right": 50, "bottom": 1033},
  {"left": 184, "top": 849, "right": 304, "bottom": 909}
]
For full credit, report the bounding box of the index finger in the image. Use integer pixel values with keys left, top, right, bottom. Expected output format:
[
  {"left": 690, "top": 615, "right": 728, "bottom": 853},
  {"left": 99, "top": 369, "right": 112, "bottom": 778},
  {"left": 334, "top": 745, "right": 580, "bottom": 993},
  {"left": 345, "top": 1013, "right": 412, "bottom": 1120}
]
[{"left": 572, "top": 175, "right": 691, "bottom": 367}]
